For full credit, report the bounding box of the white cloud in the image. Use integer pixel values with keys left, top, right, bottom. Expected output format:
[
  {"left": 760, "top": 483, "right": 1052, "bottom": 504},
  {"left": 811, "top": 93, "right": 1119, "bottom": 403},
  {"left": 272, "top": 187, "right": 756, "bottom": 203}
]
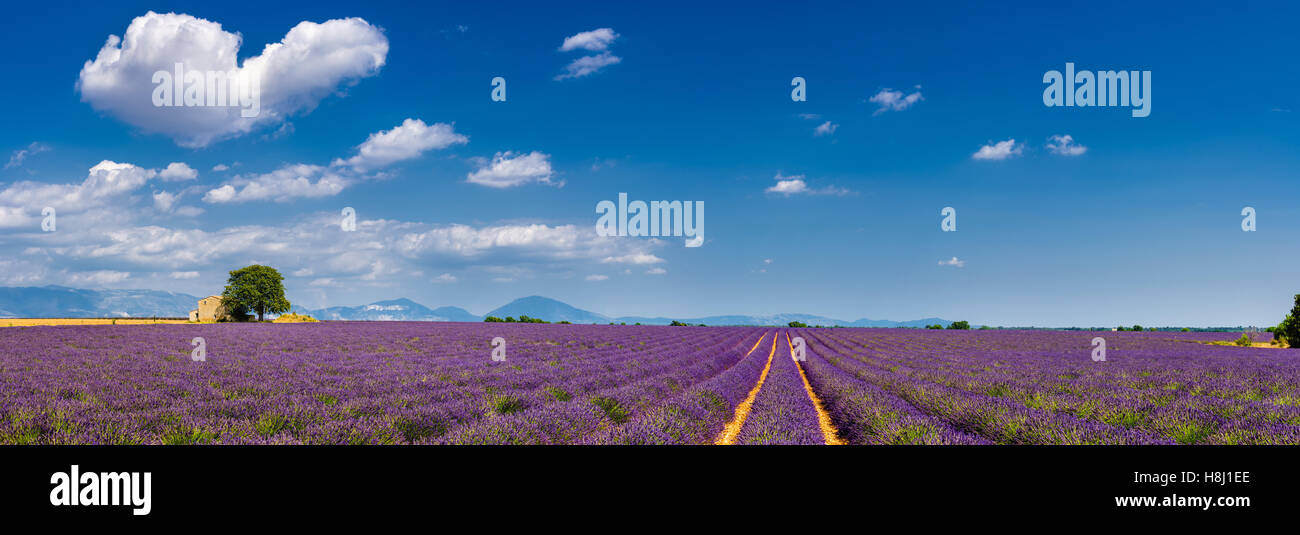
[
  {"left": 466, "top": 151, "right": 557, "bottom": 188},
  {"left": 394, "top": 222, "right": 655, "bottom": 265},
  {"left": 169, "top": 271, "right": 199, "bottom": 279},
  {"left": 2, "top": 159, "right": 664, "bottom": 288},
  {"left": 556, "top": 51, "right": 621, "bottom": 80},
  {"left": 767, "top": 176, "right": 809, "bottom": 195},
  {"left": 1046, "top": 134, "right": 1087, "bottom": 156},
  {"left": 0, "top": 160, "right": 180, "bottom": 226},
  {"left": 869, "top": 87, "right": 923, "bottom": 115},
  {"left": 68, "top": 270, "right": 131, "bottom": 285},
  {"left": 204, "top": 119, "right": 461, "bottom": 203},
  {"left": 559, "top": 28, "right": 619, "bottom": 52},
  {"left": 158, "top": 162, "right": 197, "bottom": 181},
  {"left": 939, "top": 257, "right": 965, "bottom": 268},
  {"left": 765, "top": 172, "right": 851, "bottom": 196},
  {"left": 972, "top": 139, "right": 1023, "bottom": 161},
  {"left": 763, "top": 258, "right": 773, "bottom": 264},
  {"left": 601, "top": 253, "right": 664, "bottom": 265},
  {"left": 152, "top": 190, "right": 178, "bottom": 212},
  {"left": 212, "top": 164, "right": 229, "bottom": 172},
  {"left": 332, "top": 119, "right": 467, "bottom": 172},
  {"left": 585, "top": 274, "right": 609, "bottom": 281},
  {"left": 797, "top": 113, "right": 822, "bottom": 120},
  {"left": 77, "top": 11, "right": 388, "bottom": 147},
  {"left": 645, "top": 267, "right": 667, "bottom": 275},
  {"left": 203, "top": 164, "right": 349, "bottom": 203},
  {"left": 5, "top": 142, "right": 50, "bottom": 169},
  {"left": 814, "top": 121, "right": 838, "bottom": 136},
  {"left": 432, "top": 273, "right": 457, "bottom": 283}
]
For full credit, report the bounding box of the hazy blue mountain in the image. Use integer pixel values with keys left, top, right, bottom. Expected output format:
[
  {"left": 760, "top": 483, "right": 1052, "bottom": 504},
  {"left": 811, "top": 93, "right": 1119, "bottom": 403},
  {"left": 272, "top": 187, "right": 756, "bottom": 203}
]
[
  {"left": 485, "top": 296, "right": 611, "bottom": 323},
  {"left": 846, "top": 317, "right": 954, "bottom": 328},
  {"left": 611, "top": 313, "right": 955, "bottom": 327},
  {"left": 0, "top": 286, "right": 201, "bottom": 318},
  {"left": 304, "top": 298, "right": 480, "bottom": 322},
  {"left": 0, "top": 287, "right": 952, "bottom": 326}
]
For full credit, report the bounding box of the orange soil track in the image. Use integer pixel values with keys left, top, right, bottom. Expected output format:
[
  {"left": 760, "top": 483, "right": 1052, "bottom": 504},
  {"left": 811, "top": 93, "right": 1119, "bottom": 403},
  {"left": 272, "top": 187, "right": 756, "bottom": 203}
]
[
  {"left": 787, "top": 333, "right": 846, "bottom": 445},
  {"left": 714, "top": 331, "right": 777, "bottom": 445}
]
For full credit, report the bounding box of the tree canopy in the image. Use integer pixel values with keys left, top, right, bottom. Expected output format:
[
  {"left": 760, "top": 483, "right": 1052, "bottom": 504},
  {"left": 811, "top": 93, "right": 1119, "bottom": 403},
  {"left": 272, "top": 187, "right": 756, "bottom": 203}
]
[
  {"left": 222, "top": 265, "right": 290, "bottom": 322},
  {"left": 1274, "top": 294, "right": 1300, "bottom": 348}
]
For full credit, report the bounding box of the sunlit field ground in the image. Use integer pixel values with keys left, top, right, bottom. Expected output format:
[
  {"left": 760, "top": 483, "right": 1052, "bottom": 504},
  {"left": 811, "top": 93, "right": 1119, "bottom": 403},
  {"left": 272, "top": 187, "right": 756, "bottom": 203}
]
[
  {"left": 1, "top": 318, "right": 188, "bottom": 327},
  {"left": 0, "top": 323, "right": 1296, "bottom": 445}
]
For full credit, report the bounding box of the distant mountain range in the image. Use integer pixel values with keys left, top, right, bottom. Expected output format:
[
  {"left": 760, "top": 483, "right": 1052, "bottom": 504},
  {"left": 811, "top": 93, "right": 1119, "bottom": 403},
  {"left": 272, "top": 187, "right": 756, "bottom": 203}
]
[
  {"left": 0, "top": 286, "right": 954, "bottom": 327},
  {"left": 0, "top": 286, "right": 201, "bottom": 318},
  {"left": 306, "top": 298, "right": 479, "bottom": 322}
]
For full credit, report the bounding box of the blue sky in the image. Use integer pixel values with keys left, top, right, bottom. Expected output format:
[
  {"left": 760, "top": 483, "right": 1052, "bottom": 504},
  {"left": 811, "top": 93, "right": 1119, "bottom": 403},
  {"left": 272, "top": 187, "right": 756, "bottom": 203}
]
[{"left": 0, "top": 1, "right": 1296, "bottom": 326}]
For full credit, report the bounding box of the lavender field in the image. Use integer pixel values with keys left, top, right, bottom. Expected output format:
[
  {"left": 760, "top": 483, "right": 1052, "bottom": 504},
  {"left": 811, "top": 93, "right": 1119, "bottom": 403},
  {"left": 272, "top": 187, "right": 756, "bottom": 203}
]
[{"left": 1, "top": 323, "right": 1298, "bottom": 445}]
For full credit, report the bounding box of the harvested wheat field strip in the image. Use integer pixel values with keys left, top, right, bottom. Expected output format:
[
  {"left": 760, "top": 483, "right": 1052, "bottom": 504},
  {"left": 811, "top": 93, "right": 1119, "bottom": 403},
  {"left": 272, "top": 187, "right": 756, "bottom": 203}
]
[
  {"left": 1, "top": 318, "right": 189, "bottom": 327},
  {"left": 714, "top": 330, "right": 777, "bottom": 445}
]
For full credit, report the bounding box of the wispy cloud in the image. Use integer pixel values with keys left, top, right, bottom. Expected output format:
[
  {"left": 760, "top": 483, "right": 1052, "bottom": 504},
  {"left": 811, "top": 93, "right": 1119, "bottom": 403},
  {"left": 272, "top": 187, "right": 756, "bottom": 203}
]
[
  {"left": 466, "top": 151, "right": 559, "bottom": 188},
  {"left": 868, "top": 86, "right": 923, "bottom": 115},
  {"left": 559, "top": 28, "right": 619, "bottom": 52},
  {"left": 556, "top": 51, "right": 621, "bottom": 80},
  {"left": 332, "top": 119, "right": 467, "bottom": 172},
  {"left": 556, "top": 28, "right": 621, "bottom": 80},
  {"left": 972, "top": 139, "right": 1023, "bottom": 161},
  {"left": 765, "top": 172, "right": 853, "bottom": 196},
  {"left": 5, "top": 142, "right": 50, "bottom": 169},
  {"left": 1046, "top": 134, "right": 1087, "bottom": 156},
  {"left": 939, "top": 256, "right": 965, "bottom": 268}
]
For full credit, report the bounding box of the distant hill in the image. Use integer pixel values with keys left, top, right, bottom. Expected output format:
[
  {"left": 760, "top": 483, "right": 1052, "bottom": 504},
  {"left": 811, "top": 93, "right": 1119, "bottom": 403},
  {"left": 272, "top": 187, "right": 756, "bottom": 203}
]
[
  {"left": 304, "top": 298, "right": 480, "bottom": 322},
  {"left": 612, "top": 313, "right": 953, "bottom": 327},
  {"left": 485, "top": 296, "right": 610, "bottom": 324},
  {"left": 0, "top": 286, "right": 200, "bottom": 318},
  {"left": 0, "top": 287, "right": 953, "bottom": 326}
]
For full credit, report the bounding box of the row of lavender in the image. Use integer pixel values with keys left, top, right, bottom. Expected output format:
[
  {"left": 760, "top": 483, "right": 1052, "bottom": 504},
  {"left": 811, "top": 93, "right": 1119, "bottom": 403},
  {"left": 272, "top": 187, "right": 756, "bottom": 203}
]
[
  {"left": 0, "top": 323, "right": 770, "bottom": 444},
  {"left": 793, "top": 328, "right": 1300, "bottom": 444}
]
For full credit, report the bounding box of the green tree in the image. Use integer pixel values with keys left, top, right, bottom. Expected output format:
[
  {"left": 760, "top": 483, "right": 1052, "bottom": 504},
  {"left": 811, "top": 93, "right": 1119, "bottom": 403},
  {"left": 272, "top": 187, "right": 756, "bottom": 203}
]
[
  {"left": 1131, "top": 324, "right": 1143, "bottom": 332},
  {"left": 222, "top": 265, "right": 290, "bottom": 322},
  {"left": 788, "top": 321, "right": 808, "bottom": 328},
  {"left": 1276, "top": 294, "right": 1300, "bottom": 348},
  {"left": 947, "top": 320, "right": 970, "bottom": 330}
]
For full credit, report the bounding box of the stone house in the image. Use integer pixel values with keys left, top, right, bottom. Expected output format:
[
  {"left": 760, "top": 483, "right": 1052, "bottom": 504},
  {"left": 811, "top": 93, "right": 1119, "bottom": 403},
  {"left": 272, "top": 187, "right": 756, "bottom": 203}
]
[{"left": 189, "top": 295, "right": 228, "bottom": 322}]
